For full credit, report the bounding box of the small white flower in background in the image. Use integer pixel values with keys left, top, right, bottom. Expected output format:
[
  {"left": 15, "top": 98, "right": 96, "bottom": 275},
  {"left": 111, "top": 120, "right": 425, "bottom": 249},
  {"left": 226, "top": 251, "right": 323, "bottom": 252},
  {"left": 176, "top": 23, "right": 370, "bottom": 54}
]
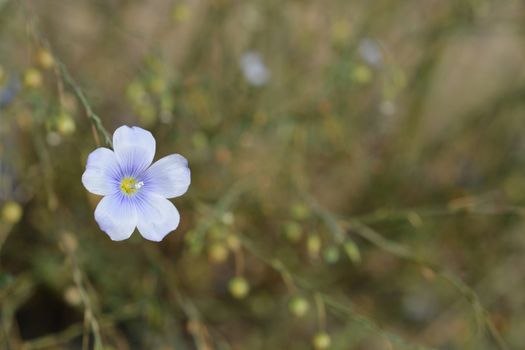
[
  {"left": 240, "top": 51, "right": 270, "bottom": 86},
  {"left": 358, "top": 38, "right": 383, "bottom": 66},
  {"left": 82, "top": 126, "right": 191, "bottom": 242}
]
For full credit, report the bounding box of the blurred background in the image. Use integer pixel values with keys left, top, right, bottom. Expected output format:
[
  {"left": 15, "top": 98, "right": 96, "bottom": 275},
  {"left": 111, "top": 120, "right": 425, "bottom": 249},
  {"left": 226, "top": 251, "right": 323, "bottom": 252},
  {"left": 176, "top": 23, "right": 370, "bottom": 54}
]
[{"left": 1, "top": 0, "right": 525, "bottom": 349}]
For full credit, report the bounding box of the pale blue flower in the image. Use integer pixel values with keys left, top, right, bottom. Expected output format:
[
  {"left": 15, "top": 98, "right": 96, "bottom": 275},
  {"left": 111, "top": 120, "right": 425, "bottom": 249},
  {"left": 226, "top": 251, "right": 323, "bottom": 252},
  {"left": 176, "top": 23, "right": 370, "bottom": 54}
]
[
  {"left": 358, "top": 38, "right": 383, "bottom": 66},
  {"left": 82, "top": 126, "right": 191, "bottom": 241},
  {"left": 240, "top": 51, "right": 270, "bottom": 86}
]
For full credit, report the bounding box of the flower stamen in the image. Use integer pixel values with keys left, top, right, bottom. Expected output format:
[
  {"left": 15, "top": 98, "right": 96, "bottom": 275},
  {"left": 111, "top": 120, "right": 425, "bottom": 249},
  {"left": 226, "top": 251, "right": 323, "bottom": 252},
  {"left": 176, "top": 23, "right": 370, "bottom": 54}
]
[{"left": 120, "top": 177, "right": 143, "bottom": 196}]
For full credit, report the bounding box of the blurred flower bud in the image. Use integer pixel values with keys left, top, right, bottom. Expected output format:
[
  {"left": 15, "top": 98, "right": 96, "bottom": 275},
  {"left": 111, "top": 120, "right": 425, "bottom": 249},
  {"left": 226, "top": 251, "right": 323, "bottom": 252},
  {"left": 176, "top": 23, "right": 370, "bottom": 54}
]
[
  {"left": 2, "top": 201, "right": 22, "bottom": 224},
  {"left": 208, "top": 243, "right": 229, "bottom": 264},
  {"left": 126, "top": 81, "right": 147, "bottom": 103},
  {"left": 229, "top": 276, "right": 249, "bottom": 299},
  {"left": 312, "top": 332, "right": 331, "bottom": 350},
  {"left": 64, "top": 286, "right": 82, "bottom": 306},
  {"left": 226, "top": 234, "right": 241, "bottom": 251},
  {"left": 307, "top": 234, "right": 321, "bottom": 259},
  {"left": 61, "top": 232, "right": 78, "bottom": 252},
  {"left": 283, "top": 221, "right": 302, "bottom": 243},
  {"left": 323, "top": 245, "right": 340, "bottom": 264},
  {"left": 37, "top": 49, "right": 54, "bottom": 69},
  {"left": 290, "top": 203, "right": 310, "bottom": 220},
  {"left": 24, "top": 68, "right": 42, "bottom": 88},
  {"left": 352, "top": 64, "right": 372, "bottom": 84},
  {"left": 221, "top": 211, "right": 235, "bottom": 225},
  {"left": 343, "top": 241, "right": 361, "bottom": 264},
  {"left": 57, "top": 113, "right": 76, "bottom": 136},
  {"left": 172, "top": 3, "right": 191, "bottom": 23},
  {"left": 149, "top": 77, "right": 167, "bottom": 95},
  {"left": 331, "top": 21, "right": 351, "bottom": 44},
  {"left": 288, "top": 296, "right": 310, "bottom": 318}
]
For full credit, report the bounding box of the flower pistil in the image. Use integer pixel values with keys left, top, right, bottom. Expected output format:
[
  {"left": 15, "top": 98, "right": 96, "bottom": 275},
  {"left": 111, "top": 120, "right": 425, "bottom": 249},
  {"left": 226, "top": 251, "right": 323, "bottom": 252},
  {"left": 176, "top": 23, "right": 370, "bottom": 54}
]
[{"left": 120, "top": 177, "right": 144, "bottom": 196}]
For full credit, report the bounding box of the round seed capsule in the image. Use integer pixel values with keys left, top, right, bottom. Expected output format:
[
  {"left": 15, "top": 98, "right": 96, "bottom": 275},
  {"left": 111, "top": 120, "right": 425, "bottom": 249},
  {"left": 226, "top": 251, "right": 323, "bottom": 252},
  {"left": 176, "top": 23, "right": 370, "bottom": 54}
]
[
  {"left": 288, "top": 296, "right": 310, "bottom": 318},
  {"left": 312, "top": 332, "right": 331, "bottom": 350},
  {"left": 229, "top": 276, "right": 250, "bottom": 299},
  {"left": 2, "top": 201, "right": 22, "bottom": 224}
]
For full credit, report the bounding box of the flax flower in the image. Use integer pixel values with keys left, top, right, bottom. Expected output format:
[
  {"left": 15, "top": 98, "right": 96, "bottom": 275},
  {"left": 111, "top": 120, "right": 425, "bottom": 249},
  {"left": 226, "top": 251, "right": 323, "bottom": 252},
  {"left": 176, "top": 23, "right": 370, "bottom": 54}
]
[{"left": 82, "top": 126, "right": 190, "bottom": 241}]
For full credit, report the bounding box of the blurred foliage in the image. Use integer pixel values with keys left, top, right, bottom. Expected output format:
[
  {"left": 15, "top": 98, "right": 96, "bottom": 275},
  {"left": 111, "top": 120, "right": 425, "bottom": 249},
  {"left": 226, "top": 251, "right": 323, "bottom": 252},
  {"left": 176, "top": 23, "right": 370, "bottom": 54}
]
[{"left": 1, "top": 0, "right": 525, "bottom": 349}]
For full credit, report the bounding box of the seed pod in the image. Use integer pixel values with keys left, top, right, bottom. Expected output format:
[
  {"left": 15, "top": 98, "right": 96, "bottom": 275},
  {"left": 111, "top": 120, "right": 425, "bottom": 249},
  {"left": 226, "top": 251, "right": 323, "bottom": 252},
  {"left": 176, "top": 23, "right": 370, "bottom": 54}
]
[
  {"left": 229, "top": 276, "right": 249, "bottom": 299},
  {"left": 343, "top": 241, "right": 361, "bottom": 264},
  {"left": 23, "top": 68, "right": 42, "bottom": 88},
  {"left": 37, "top": 49, "right": 54, "bottom": 69},
  {"left": 288, "top": 296, "right": 310, "bottom": 318},
  {"left": 352, "top": 64, "right": 372, "bottom": 84},
  {"left": 208, "top": 243, "right": 229, "bottom": 264},
  {"left": 283, "top": 221, "right": 302, "bottom": 242},
  {"left": 2, "top": 201, "right": 22, "bottom": 224},
  {"left": 307, "top": 234, "right": 321, "bottom": 259},
  {"left": 312, "top": 332, "right": 331, "bottom": 350},
  {"left": 323, "top": 245, "right": 340, "bottom": 264},
  {"left": 290, "top": 203, "right": 310, "bottom": 220},
  {"left": 57, "top": 113, "right": 76, "bottom": 136}
]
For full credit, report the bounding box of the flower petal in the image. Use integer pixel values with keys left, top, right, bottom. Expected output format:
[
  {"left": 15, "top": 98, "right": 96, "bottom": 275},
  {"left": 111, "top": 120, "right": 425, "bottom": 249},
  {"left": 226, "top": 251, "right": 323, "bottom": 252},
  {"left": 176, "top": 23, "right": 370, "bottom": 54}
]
[
  {"left": 143, "top": 154, "right": 191, "bottom": 198},
  {"left": 94, "top": 194, "right": 137, "bottom": 241},
  {"left": 113, "top": 126, "right": 156, "bottom": 176},
  {"left": 81, "top": 148, "right": 120, "bottom": 196},
  {"left": 135, "top": 193, "right": 180, "bottom": 242}
]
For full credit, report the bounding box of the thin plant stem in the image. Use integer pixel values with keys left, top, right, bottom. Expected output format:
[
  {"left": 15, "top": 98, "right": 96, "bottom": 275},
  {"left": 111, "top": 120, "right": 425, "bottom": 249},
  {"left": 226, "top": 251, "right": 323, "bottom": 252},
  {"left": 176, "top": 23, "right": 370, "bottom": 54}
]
[
  {"left": 239, "top": 235, "right": 437, "bottom": 350},
  {"left": 304, "top": 193, "right": 510, "bottom": 350},
  {"left": 61, "top": 237, "right": 104, "bottom": 350},
  {"left": 314, "top": 292, "right": 326, "bottom": 331},
  {"left": 21, "top": 5, "right": 112, "bottom": 147}
]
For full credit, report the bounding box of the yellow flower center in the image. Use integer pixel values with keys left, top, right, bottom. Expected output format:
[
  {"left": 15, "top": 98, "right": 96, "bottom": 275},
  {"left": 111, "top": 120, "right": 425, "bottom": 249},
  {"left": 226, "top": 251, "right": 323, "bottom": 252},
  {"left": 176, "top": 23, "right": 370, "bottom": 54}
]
[{"left": 120, "top": 177, "right": 144, "bottom": 196}]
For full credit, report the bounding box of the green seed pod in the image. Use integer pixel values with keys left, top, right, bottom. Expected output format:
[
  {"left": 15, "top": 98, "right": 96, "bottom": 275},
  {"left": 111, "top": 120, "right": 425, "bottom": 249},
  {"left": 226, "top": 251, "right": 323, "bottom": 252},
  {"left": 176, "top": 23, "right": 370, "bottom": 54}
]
[
  {"left": 229, "top": 276, "right": 250, "bottom": 299},
  {"left": 57, "top": 113, "right": 76, "bottom": 136},
  {"left": 290, "top": 203, "right": 310, "bottom": 220},
  {"left": 343, "top": 241, "right": 361, "bottom": 264},
  {"left": 2, "top": 201, "right": 22, "bottom": 224},
  {"left": 307, "top": 234, "right": 321, "bottom": 259},
  {"left": 312, "top": 332, "right": 331, "bottom": 350},
  {"left": 323, "top": 245, "right": 340, "bottom": 264},
  {"left": 352, "top": 64, "right": 372, "bottom": 84},
  {"left": 283, "top": 221, "right": 302, "bottom": 242},
  {"left": 37, "top": 49, "right": 54, "bottom": 69},
  {"left": 288, "top": 296, "right": 310, "bottom": 318},
  {"left": 23, "top": 68, "right": 42, "bottom": 88},
  {"left": 208, "top": 243, "right": 229, "bottom": 264}
]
